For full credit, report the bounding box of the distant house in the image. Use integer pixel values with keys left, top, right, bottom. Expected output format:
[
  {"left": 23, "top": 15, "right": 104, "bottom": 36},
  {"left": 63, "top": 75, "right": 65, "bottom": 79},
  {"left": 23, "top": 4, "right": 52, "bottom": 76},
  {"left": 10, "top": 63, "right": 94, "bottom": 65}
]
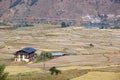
[
  {"left": 51, "top": 52, "right": 64, "bottom": 57},
  {"left": 14, "top": 47, "right": 36, "bottom": 62}
]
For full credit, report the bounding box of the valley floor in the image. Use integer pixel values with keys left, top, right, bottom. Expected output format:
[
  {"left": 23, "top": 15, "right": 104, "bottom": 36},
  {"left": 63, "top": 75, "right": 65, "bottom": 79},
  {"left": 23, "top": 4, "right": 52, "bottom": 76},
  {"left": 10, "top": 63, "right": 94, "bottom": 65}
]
[{"left": 0, "top": 25, "right": 120, "bottom": 80}]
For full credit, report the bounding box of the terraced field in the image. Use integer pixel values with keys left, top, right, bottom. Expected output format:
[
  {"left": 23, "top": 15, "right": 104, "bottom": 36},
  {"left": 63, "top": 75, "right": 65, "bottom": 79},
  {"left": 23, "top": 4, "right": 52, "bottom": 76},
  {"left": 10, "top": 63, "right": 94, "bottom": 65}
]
[{"left": 0, "top": 25, "right": 120, "bottom": 80}]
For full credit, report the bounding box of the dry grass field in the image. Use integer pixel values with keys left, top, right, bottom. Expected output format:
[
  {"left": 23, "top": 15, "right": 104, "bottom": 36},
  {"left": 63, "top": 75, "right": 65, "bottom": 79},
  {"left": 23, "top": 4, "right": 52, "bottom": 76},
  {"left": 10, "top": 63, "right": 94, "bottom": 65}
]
[
  {"left": 71, "top": 72, "right": 120, "bottom": 80},
  {"left": 0, "top": 25, "right": 120, "bottom": 80},
  {"left": 5, "top": 66, "right": 41, "bottom": 75},
  {"left": 0, "top": 26, "right": 120, "bottom": 55},
  {"left": 6, "top": 65, "right": 120, "bottom": 80}
]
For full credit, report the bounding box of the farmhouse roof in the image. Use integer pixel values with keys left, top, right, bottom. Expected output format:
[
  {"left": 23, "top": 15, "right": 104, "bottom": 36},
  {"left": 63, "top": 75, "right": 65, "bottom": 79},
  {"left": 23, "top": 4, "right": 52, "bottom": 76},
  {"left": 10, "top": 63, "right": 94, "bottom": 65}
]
[
  {"left": 22, "top": 47, "right": 36, "bottom": 53},
  {"left": 16, "top": 47, "right": 36, "bottom": 54}
]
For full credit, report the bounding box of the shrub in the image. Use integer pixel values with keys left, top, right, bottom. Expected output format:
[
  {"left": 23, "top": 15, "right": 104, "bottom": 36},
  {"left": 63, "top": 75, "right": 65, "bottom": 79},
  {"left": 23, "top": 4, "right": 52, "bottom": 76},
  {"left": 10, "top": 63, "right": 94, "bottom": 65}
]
[
  {"left": 36, "top": 51, "right": 52, "bottom": 62},
  {"left": 89, "top": 43, "right": 94, "bottom": 47},
  {"left": 0, "top": 64, "right": 9, "bottom": 80},
  {"left": 49, "top": 67, "right": 61, "bottom": 75},
  {"left": 61, "top": 22, "right": 66, "bottom": 28}
]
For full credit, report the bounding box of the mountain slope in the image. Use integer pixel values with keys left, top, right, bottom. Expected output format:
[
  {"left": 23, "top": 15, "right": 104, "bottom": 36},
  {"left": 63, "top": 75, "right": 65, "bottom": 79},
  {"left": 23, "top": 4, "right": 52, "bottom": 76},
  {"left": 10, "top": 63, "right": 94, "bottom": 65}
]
[{"left": 0, "top": 0, "right": 120, "bottom": 24}]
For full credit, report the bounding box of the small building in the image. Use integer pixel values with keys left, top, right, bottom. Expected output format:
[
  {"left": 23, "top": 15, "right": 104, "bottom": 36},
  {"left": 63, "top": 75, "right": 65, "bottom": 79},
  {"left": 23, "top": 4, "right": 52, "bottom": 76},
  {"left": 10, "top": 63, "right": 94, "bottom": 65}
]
[
  {"left": 51, "top": 52, "right": 64, "bottom": 57},
  {"left": 14, "top": 47, "right": 36, "bottom": 62}
]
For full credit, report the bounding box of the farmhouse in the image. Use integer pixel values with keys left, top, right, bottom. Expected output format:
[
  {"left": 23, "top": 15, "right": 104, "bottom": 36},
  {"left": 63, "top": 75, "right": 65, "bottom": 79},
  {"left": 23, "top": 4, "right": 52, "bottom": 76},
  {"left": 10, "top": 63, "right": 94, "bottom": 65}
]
[{"left": 14, "top": 47, "right": 36, "bottom": 62}]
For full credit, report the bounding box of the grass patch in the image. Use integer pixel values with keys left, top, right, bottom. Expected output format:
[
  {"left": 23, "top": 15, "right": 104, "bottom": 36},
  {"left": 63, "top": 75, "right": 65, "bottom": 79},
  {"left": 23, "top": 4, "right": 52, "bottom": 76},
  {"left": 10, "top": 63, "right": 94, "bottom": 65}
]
[
  {"left": 0, "top": 22, "right": 9, "bottom": 26},
  {"left": 0, "top": 42, "right": 5, "bottom": 49},
  {"left": 5, "top": 66, "right": 41, "bottom": 75},
  {"left": 34, "top": 24, "right": 59, "bottom": 28},
  {"left": 5, "top": 40, "right": 17, "bottom": 46},
  {"left": 45, "top": 33, "right": 58, "bottom": 36},
  {"left": 5, "top": 40, "right": 34, "bottom": 46},
  {"left": 71, "top": 71, "right": 120, "bottom": 80},
  {"left": 7, "top": 65, "right": 120, "bottom": 80},
  {"left": 9, "top": 69, "right": 84, "bottom": 80}
]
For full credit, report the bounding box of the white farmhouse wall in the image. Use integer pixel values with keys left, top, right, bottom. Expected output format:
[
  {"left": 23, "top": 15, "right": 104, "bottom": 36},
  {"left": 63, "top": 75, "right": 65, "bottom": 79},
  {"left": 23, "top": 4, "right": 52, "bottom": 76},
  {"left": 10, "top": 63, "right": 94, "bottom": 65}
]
[
  {"left": 22, "top": 55, "right": 29, "bottom": 62},
  {"left": 15, "top": 55, "right": 21, "bottom": 62},
  {"left": 15, "top": 55, "right": 29, "bottom": 62}
]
